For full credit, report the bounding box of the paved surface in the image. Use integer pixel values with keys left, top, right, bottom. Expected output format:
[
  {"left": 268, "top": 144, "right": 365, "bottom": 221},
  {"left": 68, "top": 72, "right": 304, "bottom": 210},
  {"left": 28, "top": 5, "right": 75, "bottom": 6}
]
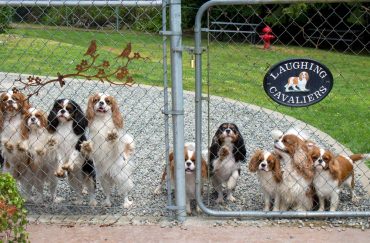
[{"left": 28, "top": 223, "right": 370, "bottom": 243}]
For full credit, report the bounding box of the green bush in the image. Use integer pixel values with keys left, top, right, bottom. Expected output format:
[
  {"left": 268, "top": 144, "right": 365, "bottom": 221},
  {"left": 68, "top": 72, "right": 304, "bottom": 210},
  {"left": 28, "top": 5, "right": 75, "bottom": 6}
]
[
  {"left": 0, "top": 7, "right": 14, "bottom": 33},
  {"left": 0, "top": 173, "right": 29, "bottom": 243}
]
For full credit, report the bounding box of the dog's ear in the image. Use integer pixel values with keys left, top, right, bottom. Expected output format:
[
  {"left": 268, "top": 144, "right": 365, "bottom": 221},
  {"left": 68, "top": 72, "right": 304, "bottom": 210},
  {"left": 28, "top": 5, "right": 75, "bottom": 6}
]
[
  {"left": 233, "top": 135, "right": 246, "bottom": 163},
  {"left": 110, "top": 97, "right": 124, "bottom": 129},
  {"left": 233, "top": 124, "right": 246, "bottom": 163},
  {"left": 248, "top": 150, "right": 262, "bottom": 172},
  {"left": 71, "top": 101, "right": 88, "bottom": 135},
  {"left": 0, "top": 110, "right": 3, "bottom": 132},
  {"left": 169, "top": 151, "right": 175, "bottom": 180},
  {"left": 86, "top": 95, "right": 97, "bottom": 125},
  {"left": 47, "top": 104, "right": 59, "bottom": 133},
  {"left": 272, "top": 154, "right": 283, "bottom": 183},
  {"left": 201, "top": 157, "right": 208, "bottom": 178},
  {"left": 20, "top": 115, "right": 29, "bottom": 140}
]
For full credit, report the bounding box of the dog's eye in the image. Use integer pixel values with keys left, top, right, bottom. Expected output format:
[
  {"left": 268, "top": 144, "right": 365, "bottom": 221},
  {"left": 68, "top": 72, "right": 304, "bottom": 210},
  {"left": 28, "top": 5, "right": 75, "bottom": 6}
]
[
  {"left": 13, "top": 97, "right": 19, "bottom": 101},
  {"left": 312, "top": 156, "right": 318, "bottom": 160},
  {"left": 105, "top": 99, "right": 111, "bottom": 105},
  {"left": 93, "top": 98, "right": 99, "bottom": 103}
]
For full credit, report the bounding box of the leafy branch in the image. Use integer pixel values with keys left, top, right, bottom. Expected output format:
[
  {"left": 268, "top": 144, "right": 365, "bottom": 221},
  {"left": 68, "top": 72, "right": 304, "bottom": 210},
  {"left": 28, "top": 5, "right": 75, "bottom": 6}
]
[{"left": 15, "top": 40, "right": 148, "bottom": 99}]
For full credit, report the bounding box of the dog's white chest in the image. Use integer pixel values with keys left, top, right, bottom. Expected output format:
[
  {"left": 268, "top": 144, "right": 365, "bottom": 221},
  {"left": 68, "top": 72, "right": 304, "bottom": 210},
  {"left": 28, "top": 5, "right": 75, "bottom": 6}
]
[
  {"left": 185, "top": 173, "right": 196, "bottom": 200},
  {"left": 2, "top": 115, "right": 22, "bottom": 141},
  {"left": 213, "top": 154, "right": 239, "bottom": 180},
  {"left": 257, "top": 171, "right": 277, "bottom": 196},
  {"left": 314, "top": 169, "right": 339, "bottom": 197},
  {"left": 54, "top": 122, "right": 79, "bottom": 158}
]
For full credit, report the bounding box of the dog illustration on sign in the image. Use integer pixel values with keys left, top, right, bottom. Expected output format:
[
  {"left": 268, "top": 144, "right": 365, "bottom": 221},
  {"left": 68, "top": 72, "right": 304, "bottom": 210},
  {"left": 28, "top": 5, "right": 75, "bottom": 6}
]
[{"left": 284, "top": 71, "right": 309, "bottom": 92}]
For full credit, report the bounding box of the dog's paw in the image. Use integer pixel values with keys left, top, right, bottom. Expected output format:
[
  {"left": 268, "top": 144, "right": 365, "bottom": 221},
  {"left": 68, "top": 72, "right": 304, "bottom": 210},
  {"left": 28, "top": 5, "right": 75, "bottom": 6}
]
[
  {"left": 74, "top": 198, "right": 84, "bottom": 205},
  {"left": 54, "top": 168, "right": 66, "bottom": 178},
  {"left": 36, "top": 149, "right": 46, "bottom": 157},
  {"left": 123, "top": 199, "right": 133, "bottom": 209},
  {"left": 62, "top": 163, "right": 74, "bottom": 172},
  {"left": 52, "top": 196, "right": 64, "bottom": 204},
  {"left": 16, "top": 143, "right": 27, "bottom": 152},
  {"left": 219, "top": 147, "right": 230, "bottom": 158},
  {"left": 103, "top": 199, "right": 112, "bottom": 207},
  {"left": 227, "top": 194, "right": 236, "bottom": 202},
  {"left": 106, "top": 131, "right": 118, "bottom": 142},
  {"left": 89, "top": 198, "right": 98, "bottom": 207},
  {"left": 4, "top": 141, "right": 14, "bottom": 153},
  {"left": 47, "top": 138, "right": 57, "bottom": 148},
  {"left": 215, "top": 197, "right": 224, "bottom": 204},
  {"left": 153, "top": 185, "right": 162, "bottom": 195},
  {"left": 81, "top": 141, "right": 93, "bottom": 155}
]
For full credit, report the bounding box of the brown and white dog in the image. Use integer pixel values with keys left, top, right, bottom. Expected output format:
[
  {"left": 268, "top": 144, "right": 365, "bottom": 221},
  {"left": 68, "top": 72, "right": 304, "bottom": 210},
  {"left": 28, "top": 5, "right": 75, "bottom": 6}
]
[
  {"left": 0, "top": 90, "right": 31, "bottom": 195},
  {"left": 285, "top": 71, "right": 309, "bottom": 92},
  {"left": 309, "top": 146, "right": 369, "bottom": 211},
  {"left": 249, "top": 150, "right": 282, "bottom": 211},
  {"left": 81, "top": 93, "right": 135, "bottom": 208},
  {"left": 154, "top": 142, "right": 208, "bottom": 215},
  {"left": 18, "top": 107, "right": 59, "bottom": 203},
  {"left": 272, "top": 128, "right": 314, "bottom": 211}
]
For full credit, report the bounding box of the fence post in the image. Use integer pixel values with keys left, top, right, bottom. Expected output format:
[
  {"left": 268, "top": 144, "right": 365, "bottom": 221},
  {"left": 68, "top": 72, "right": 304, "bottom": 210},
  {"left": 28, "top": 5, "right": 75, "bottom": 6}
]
[{"left": 169, "top": 0, "right": 186, "bottom": 221}]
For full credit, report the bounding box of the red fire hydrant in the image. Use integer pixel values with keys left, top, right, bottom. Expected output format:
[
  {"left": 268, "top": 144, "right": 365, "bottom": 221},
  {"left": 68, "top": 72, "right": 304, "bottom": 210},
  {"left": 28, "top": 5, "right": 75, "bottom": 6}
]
[{"left": 260, "top": 25, "right": 275, "bottom": 49}]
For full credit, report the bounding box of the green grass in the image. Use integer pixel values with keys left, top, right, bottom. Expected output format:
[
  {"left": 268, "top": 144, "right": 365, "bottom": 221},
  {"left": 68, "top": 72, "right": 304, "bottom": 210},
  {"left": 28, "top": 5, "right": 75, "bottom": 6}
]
[{"left": 1, "top": 25, "right": 369, "bottom": 154}]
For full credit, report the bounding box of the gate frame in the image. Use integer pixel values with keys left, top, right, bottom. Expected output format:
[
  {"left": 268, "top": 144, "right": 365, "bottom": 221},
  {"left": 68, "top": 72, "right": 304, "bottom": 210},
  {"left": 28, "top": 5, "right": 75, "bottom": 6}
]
[
  {"left": 194, "top": 0, "right": 370, "bottom": 218},
  {"left": 0, "top": 0, "right": 187, "bottom": 221}
]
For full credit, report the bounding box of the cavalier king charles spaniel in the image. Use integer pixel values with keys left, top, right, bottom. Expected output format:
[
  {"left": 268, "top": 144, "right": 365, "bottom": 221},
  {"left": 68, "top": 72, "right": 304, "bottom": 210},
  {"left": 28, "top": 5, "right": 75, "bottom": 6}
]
[
  {"left": 18, "top": 107, "right": 60, "bottom": 202},
  {"left": 249, "top": 149, "right": 282, "bottom": 211},
  {"left": 272, "top": 128, "right": 314, "bottom": 211},
  {"left": 81, "top": 93, "right": 135, "bottom": 208},
  {"left": 309, "top": 145, "right": 369, "bottom": 211},
  {"left": 209, "top": 123, "right": 246, "bottom": 204},
  {"left": 48, "top": 99, "right": 96, "bottom": 206},
  {"left": 154, "top": 142, "right": 208, "bottom": 215},
  {"left": 0, "top": 90, "right": 31, "bottom": 194}
]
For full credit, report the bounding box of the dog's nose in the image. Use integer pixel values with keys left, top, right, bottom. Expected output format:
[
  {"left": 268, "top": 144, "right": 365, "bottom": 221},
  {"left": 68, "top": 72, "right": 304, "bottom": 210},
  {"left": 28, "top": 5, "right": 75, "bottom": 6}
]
[
  {"left": 30, "top": 117, "right": 36, "bottom": 122},
  {"left": 186, "top": 162, "right": 191, "bottom": 167},
  {"left": 99, "top": 101, "right": 104, "bottom": 106},
  {"left": 261, "top": 163, "right": 266, "bottom": 168},
  {"left": 7, "top": 100, "right": 14, "bottom": 104},
  {"left": 60, "top": 109, "right": 66, "bottom": 114},
  {"left": 225, "top": 128, "right": 231, "bottom": 134},
  {"left": 318, "top": 159, "right": 323, "bottom": 164}
]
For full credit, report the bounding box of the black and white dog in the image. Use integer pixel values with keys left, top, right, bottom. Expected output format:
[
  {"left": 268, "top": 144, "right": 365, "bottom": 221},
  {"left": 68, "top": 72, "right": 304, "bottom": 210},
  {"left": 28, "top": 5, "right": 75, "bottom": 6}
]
[
  {"left": 209, "top": 123, "right": 246, "bottom": 203},
  {"left": 47, "top": 99, "right": 96, "bottom": 206}
]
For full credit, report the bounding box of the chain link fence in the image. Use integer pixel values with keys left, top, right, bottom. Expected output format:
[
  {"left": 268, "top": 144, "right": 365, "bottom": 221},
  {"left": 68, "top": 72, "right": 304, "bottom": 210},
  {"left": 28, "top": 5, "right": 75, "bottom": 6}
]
[
  {"left": 194, "top": 1, "right": 370, "bottom": 218},
  {"left": 0, "top": 0, "right": 369, "bottom": 225},
  {"left": 0, "top": 0, "right": 182, "bottom": 222}
]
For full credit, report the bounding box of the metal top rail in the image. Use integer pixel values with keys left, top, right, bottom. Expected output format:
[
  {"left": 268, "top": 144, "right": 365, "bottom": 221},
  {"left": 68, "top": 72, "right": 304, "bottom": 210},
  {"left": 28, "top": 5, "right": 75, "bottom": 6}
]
[{"left": 0, "top": 0, "right": 163, "bottom": 7}]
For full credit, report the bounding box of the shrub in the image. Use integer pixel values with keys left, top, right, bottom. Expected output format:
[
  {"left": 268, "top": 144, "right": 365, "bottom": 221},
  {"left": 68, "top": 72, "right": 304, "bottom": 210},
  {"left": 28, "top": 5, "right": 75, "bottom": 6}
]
[
  {"left": 0, "top": 173, "right": 29, "bottom": 243},
  {"left": 0, "top": 7, "right": 14, "bottom": 33}
]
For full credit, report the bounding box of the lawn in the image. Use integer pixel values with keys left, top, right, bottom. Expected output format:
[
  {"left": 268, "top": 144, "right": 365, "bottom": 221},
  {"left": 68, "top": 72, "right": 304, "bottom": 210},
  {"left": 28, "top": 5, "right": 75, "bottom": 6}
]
[{"left": 0, "top": 25, "right": 369, "bottom": 154}]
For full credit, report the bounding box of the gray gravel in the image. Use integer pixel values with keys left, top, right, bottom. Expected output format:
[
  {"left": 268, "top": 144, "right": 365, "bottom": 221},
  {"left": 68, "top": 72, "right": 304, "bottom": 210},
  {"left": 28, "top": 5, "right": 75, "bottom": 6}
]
[{"left": 1, "top": 72, "right": 369, "bottom": 220}]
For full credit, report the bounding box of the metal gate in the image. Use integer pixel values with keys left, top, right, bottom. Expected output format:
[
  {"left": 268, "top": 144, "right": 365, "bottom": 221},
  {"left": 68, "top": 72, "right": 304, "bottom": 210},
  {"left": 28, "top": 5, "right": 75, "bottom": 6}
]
[
  {"left": 195, "top": 0, "right": 370, "bottom": 218},
  {"left": 0, "top": 0, "right": 187, "bottom": 222}
]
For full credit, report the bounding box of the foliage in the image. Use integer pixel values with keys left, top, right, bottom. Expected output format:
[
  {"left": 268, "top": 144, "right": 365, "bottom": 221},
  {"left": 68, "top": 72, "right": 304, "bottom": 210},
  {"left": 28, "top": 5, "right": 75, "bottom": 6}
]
[
  {"left": 0, "top": 7, "right": 14, "bottom": 33},
  {"left": 0, "top": 173, "right": 28, "bottom": 243}
]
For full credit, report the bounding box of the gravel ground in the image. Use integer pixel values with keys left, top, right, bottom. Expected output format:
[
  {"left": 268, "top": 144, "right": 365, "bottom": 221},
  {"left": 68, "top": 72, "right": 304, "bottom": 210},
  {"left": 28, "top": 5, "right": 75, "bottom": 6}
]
[{"left": 1, "top": 72, "right": 369, "bottom": 221}]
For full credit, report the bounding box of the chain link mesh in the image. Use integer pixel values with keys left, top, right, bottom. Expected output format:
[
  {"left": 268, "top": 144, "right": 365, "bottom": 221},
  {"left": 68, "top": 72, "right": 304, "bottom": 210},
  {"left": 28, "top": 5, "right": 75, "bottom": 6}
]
[
  {"left": 199, "top": 3, "right": 369, "bottom": 214},
  {"left": 0, "top": 1, "right": 177, "bottom": 222},
  {"left": 0, "top": 1, "right": 369, "bottom": 225}
]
